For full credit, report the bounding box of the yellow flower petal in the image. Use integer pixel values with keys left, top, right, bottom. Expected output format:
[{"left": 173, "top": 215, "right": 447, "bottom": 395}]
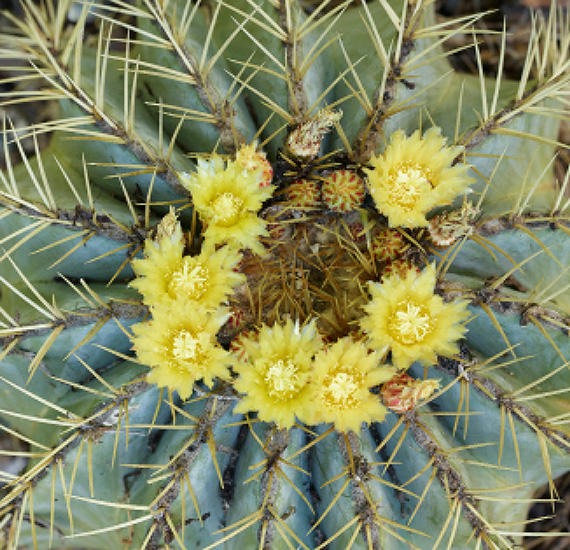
[
  {"left": 364, "top": 128, "right": 474, "bottom": 228},
  {"left": 180, "top": 154, "right": 275, "bottom": 253},
  {"left": 233, "top": 319, "right": 323, "bottom": 428},
  {"left": 130, "top": 226, "right": 185, "bottom": 306},
  {"left": 131, "top": 302, "right": 232, "bottom": 399},
  {"left": 360, "top": 264, "right": 470, "bottom": 370},
  {"left": 307, "top": 338, "right": 395, "bottom": 433},
  {"left": 203, "top": 210, "right": 270, "bottom": 256},
  {"left": 130, "top": 235, "right": 243, "bottom": 310}
]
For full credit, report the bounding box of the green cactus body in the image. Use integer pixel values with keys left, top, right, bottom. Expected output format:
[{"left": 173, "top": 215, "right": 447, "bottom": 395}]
[{"left": 1, "top": 1, "right": 570, "bottom": 549}]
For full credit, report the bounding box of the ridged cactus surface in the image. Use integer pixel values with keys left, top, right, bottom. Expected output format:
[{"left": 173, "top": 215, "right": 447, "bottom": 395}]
[{"left": 1, "top": 1, "right": 570, "bottom": 549}]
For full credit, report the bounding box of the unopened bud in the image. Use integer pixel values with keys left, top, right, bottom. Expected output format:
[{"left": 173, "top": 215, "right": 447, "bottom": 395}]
[
  {"left": 322, "top": 170, "right": 366, "bottom": 212},
  {"left": 428, "top": 201, "right": 479, "bottom": 247},
  {"left": 154, "top": 207, "right": 184, "bottom": 244},
  {"left": 236, "top": 144, "right": 273, "bottom": 188},
  {"left": 287, "top": 109, "right": 342, "bottom": 160},
  {"left": 381, "top": 372, "right": 440, "bottom": 413}
]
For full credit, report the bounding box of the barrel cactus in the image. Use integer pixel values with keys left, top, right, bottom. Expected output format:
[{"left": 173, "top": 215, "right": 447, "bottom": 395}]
[{"left": 1, "top": 0, "right": 570, "bottom": 548}]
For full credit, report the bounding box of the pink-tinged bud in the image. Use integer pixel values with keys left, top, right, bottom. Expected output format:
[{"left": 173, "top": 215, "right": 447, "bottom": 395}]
[
  {"left": 236, "top": 144, "right": 273, "bottom": 188},
  {"left": 225, "top": 307, "right": 245, "bottom": 331},
  {"left": 381, "top": 372, "right": 440, "bottom": 413},
  {"left": 382, "top": 258, "right": 421, "bottom": 281},
  {"left": 371, "top": 228, "right": 407, "bottom": 262},
  {"left": 229, "top": 329, "right": 259, "bottom": 361},
  {"left": 322, "top": 170, "right": 366, "bottom": 213},
  {"left": 286, "top": 179, "right": 322, "bottom": 208}
]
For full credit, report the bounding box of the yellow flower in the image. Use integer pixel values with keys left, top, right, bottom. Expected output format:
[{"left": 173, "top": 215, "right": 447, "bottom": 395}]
[
  {"left": 233, "top": 319, "right": 323, "bottom": 428},
  {"left": 130, "top": 235, "right": 243, "bottom": 309},
  {"left": 131, "top": 302, "right": 232, "bottom": 399},
  {"left": 307, "top": 338, "right": 395, "bottom": 433},
  {"left": 179, "top": 155, "right": 275, "bottom": 254},
  {"left": 130, "top": 222, "right": 184, "bottom": 304},
  {"left": 364, "top": 128, "right": 474, "bottom": 228},
  {"left": 360, "top": 264, "right": 469, "bottom": 370}
]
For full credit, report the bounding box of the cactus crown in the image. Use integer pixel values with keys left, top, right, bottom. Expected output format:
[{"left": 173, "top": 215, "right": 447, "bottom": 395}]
[{"left": 1, "top": 1, "right": 570, "bottom": 549}]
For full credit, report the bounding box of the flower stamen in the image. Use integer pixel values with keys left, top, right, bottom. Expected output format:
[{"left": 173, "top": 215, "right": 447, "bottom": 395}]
[
  {"left": 170, "top": 259, "right": 210, "bottom": 299},
  {"left": 390, "top": 302, "right": 434, "bottom": 344},
  {"left": 265, "top": 359, "right": 301, "bottom": 401},
  {"left": 172, "top": 330, "right": 203, "bottom": 360},
  {"left": 325, "top": 372, "right": 359, "bottom": 407},
  {"left": 387, "top": 162, "right": 433, "bottom": 211},
  {"left": 211, "top": 192, "right": 243, "bottom": 227}
]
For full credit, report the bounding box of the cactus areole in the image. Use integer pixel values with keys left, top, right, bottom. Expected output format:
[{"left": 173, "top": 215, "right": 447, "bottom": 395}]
[{"left": 1, "top": 1, "right": 570, "bottom": 549}]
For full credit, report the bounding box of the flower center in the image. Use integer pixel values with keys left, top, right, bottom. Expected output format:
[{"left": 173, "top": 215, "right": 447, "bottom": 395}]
[
  {"left": 170, "top": 258, "right": 209, "bottom": 299},
  {"left": 325, "top": 371, "right": 359, "bottom": 408},
  {"left": 389, "top": 302, "right": 434, "bottom": 345},
  {"left": 172, "top": 330, "right": 203, "bottom": 361},
  {"left": 211, "top": 192, "right": 243, "bottom": 227},
  {"left": 264, "top": 359, "right": 302, "bottom": 401},
  {"left": 388, "top": 162, "right": 433, "bottom": 210}
]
